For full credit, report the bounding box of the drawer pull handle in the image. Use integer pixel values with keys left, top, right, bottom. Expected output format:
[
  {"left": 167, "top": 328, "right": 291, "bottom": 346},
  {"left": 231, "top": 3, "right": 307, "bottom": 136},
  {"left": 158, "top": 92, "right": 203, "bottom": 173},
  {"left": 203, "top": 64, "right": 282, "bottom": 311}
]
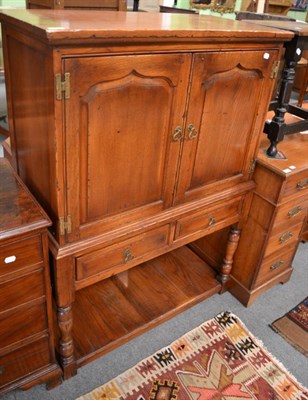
[
  {"left": 288, "top": 205, "right": 302, "bottom": 218},
  {"left": 124, "top": 249, "right": 134, "bottom": 264},
  {"left": 0, "top": 366, "right": 4, "bottom": 375},
  {"left": 279, "top": 231, "right": 293, "bottom": 243},
  {"left": 4, "top": 255, "right": 16, "bottom": 264},
  {"left": 172, "top": 126, "right": 183, "bottom": 142},
  {"left": 270, "top": 260, "right": 284, "bottom": 271},
  {"left": 296, "top": 179, "right": 308, "bottom": 190},
  {"left": 187, "top": 123, "right": 198, "bottom": 140},
  {"left": 209, "top": 215, "right": 216, "bottom": 226}
]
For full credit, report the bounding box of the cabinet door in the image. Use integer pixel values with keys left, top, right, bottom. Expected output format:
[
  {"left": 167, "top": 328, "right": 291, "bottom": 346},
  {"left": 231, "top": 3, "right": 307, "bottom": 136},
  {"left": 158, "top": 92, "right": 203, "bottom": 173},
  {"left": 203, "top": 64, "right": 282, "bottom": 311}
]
[
  {"left": 64, "top": 54, "right": 191, "bottom": 242},
  {"left": 175, "top": 50, "right": 277, "bottom": 205}
]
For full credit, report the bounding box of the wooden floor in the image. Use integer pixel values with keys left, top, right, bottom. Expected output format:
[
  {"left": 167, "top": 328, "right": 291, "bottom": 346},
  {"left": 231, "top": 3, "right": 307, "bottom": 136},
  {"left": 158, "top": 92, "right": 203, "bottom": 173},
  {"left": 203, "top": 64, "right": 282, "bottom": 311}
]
[{"left": 72, "top": 246, "right": 221, "bottom": 366}]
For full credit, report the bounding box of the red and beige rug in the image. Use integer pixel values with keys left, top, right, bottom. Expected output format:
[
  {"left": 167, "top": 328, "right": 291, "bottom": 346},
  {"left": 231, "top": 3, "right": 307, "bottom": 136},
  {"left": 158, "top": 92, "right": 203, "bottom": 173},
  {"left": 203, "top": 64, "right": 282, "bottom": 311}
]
[
  {"left": 78, "top": 311, "right": 308, "bottom": 400},
  {"left": 271, "top": 297, "right": 308, "bottom": 357}
]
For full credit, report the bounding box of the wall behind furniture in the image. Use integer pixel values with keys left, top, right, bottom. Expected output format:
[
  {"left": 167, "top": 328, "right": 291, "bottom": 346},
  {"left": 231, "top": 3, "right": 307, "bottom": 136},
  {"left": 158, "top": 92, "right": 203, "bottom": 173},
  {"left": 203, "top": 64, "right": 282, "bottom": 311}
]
[{"left": 0, "top": 0, "right": 25, "bottom": 6}]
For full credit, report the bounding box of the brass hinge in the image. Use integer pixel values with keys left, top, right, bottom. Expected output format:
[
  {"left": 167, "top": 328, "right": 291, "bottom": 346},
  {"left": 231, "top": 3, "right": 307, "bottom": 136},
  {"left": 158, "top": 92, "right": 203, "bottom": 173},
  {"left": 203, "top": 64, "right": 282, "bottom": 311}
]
[
  {"left": 270, "top": 61, "right": 280, "bottom": 79},
  {"left": 59, "top": 215, "right": 72, "bottom": 236},
  {"left": 55, "top": 73, "right": 70, "bottom": 100},
  {"left": 249, "top": 159, "right": 256, "bottom": 174}
]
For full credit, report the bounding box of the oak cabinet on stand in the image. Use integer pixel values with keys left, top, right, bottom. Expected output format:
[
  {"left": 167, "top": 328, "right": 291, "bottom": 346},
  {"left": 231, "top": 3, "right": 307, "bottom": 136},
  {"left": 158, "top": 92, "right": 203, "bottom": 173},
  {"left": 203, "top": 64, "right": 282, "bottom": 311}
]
[
  {"left": 0, "top": 159, "right": 62, "bottom": 395},
  {"left": 0, "top": 10, "right": 292, "bottom": 379}
]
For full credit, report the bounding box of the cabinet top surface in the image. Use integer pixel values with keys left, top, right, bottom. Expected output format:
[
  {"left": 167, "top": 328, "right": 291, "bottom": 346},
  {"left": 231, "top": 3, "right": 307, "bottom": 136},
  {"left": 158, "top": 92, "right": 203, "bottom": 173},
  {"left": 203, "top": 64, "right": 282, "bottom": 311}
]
[
  {"left": 0, "top": 9, "right": 293, "bottom": 45},
  {"left": 258, "top": 134, "right": 308, "bottom": 176},
  {"left": 241, "top": 19, "right": 308, "bottom": 37},
  {"left": 0, "top": 159, "right": 51, "bottom": 240}
]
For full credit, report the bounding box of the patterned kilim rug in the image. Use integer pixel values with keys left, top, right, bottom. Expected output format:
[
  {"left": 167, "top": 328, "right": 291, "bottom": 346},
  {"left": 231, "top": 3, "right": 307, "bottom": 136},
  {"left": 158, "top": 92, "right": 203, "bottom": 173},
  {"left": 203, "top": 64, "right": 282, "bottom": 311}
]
[
  {"left": 77, "top": 311, "right": 308, "bottom": 400},
  {"left": 271, "top": 297, "right": 308, "bottom": 357}
]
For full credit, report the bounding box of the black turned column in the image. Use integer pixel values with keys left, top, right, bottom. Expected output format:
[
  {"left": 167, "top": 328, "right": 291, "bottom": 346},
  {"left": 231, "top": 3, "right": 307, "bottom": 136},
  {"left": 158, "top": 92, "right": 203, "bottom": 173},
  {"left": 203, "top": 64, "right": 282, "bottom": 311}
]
[{"left": 265, "top": 35, "right": 306, "bottom": 157}]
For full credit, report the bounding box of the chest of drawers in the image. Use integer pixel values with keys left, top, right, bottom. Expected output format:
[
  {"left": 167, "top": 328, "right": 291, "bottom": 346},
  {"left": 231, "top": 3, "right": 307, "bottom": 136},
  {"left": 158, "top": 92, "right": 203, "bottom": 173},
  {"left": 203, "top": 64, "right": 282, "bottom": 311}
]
[
  {"left": 229, "top": 134, "right": 308, "bottom": 305},
  {"left": 191, "top": 134, "right": 307, "bottom": 306},
  {"left": 0, "top": 159, "right": 61, "bottom": 395}
]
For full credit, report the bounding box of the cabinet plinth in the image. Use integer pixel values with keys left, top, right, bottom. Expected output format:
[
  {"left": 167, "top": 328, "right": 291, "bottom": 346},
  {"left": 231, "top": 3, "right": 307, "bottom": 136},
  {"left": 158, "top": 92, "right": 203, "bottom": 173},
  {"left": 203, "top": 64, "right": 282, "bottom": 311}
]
[{"left": 0, "top": 9, "right": 292, "bottom": 378}]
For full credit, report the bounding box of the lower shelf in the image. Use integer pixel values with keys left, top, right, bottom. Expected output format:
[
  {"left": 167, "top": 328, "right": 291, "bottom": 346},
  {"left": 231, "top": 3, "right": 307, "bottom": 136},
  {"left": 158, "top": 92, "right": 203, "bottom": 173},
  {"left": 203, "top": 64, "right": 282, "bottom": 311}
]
[{"left": 72, "top": 245, "right": 221, "bottom": 366}]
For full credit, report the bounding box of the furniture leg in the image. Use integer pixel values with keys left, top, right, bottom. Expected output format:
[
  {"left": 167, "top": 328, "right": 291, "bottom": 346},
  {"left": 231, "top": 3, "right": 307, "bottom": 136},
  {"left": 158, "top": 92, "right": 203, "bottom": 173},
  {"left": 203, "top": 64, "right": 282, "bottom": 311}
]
[
  {"left": 265, "top": 35, "right": 305, "bottom": 157},
  {"left": 133, "top": 0, "right": 139, "bottom": 11},
  {"left": 51, "top": 256, "right": 77, "bottom": 379},
  {"left": 217, "top": 225, "right": 240, "bottom": 291}
]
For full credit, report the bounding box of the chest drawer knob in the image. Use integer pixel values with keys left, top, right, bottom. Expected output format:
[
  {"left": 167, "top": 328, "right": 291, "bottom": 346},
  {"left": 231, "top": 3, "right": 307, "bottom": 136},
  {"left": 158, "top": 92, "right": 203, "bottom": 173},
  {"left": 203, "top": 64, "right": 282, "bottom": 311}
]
[
  {"left": 270, "top": 259, "right": 284, "bottom": 271},
  {"left": 187, "top": 123, "right": 198, "bottom": 140},
  {"left": 296, "top": 178, "right": 308, "bottom": 191},
  {"left": 279, "top": 231, "right": 293, "bottom": 243},
  {"left": 209, "top": 215, "right": 216, "bottom": 226},
  {"left": 124, "top": 249, "right": 134, "bottom": 264},
  {"left": 0, "top": 366, "right": 4, "bottom": 375},
  {"left": 4, "top": 255, "right": 16, "bottom": 264},
  {"left": 288, "top": 205, "right": 303, "bottom": 218}
]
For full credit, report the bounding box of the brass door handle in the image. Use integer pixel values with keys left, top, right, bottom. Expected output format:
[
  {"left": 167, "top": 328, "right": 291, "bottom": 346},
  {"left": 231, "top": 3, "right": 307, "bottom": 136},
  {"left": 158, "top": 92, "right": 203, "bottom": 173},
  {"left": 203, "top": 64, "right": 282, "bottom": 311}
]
[
  {"left": 187, "top": 123, "right": 198, "bottom": 140},
  {"left": 279, "top": 231, "right": 293, "bottom": 244},
  {"left": 124, "top": 249, "right": 134, "bottom": 264},
  {"left": 172, "top": 126, "right": 184, "bottom": 142},
  {"left": 288, "top": 205, "right": 302, "bottom": 218}
]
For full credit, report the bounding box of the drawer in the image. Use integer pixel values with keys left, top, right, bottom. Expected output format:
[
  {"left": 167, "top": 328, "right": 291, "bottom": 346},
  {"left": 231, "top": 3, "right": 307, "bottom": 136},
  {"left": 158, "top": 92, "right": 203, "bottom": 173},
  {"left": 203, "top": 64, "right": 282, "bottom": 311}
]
[
  {"left": 76, "top": 225, "right": 170, "bottom": 282},
  {"left": 281, "top": 170, "right": 308, "bottom": 200},
  {"left": 174, "top": 198, "right": 241, "bottom": 240},
  {"left": 254, "top": 244, "right": 297, "bottom": 287},
  {"left": 0, "top": 235, "right": 43, "bottom": 278},
  {"left": 264, "top": 222, "right": 303, "bottom": 258},
  {"left": 0, "top": 302, "right": 47, "bottom": 349},
  {"left": 271, "top": 193, "right": 308, "bottom": 236},
  {"left": 0, "top": 337, "right": 50, "bottom": 388},
  {"left": 0, "top": 270, "right": 45, "bottom": 313}
]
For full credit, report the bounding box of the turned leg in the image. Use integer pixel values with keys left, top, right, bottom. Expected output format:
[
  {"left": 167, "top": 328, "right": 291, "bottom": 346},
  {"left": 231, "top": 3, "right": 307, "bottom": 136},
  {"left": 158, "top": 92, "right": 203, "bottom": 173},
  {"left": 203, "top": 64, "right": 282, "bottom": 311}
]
[
  {"left": 57, "top": 305, "right": 76, "bottom": 379},
  {"left": 217, "top": 225, "right": 240, "bottom": 291},
  {"left": 265, "top": 37, "right": 304, "bottom": 157},
  {"left": 51, "top": 256, "right": 77, "bottom": 379}
]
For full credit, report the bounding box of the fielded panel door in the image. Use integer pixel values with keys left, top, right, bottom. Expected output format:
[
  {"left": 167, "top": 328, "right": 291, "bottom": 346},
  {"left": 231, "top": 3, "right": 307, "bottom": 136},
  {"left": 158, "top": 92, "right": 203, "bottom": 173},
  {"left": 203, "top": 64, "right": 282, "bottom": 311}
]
[
  {"left": 63, "top": 54, "right": 191, "bottom": 242},
  {"left": 174, "top": 50, "right": 277, "bottom": 205}
]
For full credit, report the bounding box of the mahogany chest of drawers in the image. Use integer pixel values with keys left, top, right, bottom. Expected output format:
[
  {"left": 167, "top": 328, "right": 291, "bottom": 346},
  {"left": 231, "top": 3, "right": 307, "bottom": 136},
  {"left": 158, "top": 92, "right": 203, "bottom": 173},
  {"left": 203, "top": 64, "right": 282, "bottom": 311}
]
[{"left": 0, "top": 159, "right": 61, "bottom": 395}]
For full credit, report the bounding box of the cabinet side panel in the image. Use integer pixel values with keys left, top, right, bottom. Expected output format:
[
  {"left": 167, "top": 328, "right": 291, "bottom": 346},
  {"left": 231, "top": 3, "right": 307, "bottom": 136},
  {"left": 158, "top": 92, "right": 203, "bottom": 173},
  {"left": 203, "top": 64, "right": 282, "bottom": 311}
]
[{"left": 4, "top": 33, "right": 55, "bottom": 219}]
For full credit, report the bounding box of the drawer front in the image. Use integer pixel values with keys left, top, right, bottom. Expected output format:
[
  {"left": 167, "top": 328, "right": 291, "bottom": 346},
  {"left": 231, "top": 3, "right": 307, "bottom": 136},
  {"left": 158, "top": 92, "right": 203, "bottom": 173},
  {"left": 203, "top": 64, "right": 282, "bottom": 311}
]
[
  {"left": 264, "top": 222, "right": 303, "bottom": 258},
  {"left": 0, "top": 302, "right": 47, "bottom": 349},
  {"left": 0, "top": 337, "right": 50, "bottom": 388},
  {"left": 282, "top": 170, "right": 308, "bottom": 200},
  {"left": 0, "top": 270, "right": 45, "bottom": 313},
  {"left": 174, "top": 198, "right": 241, "bottom": 240},
  {"left": 271, "top": 194, "right": 308, "bottom": 236},
  {"left": 0, "top": 235, "right": 43, "bottom": 277},
  {"left": 76, "top": 225, "right": 170, "bottom": 282},
  {"left": 254, "top": 244, "right": 297, "bottom": 286}
]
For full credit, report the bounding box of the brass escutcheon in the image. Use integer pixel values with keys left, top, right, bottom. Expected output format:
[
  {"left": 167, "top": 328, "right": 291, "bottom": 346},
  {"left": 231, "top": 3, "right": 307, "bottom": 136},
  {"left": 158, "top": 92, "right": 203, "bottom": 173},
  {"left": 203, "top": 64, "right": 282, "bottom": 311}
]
[
  {"left": 124, "top": 249, "right": 134, "bottom": 263},
  {"left": 209, "top": 215, "right": 216, "bottom": 226}
]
